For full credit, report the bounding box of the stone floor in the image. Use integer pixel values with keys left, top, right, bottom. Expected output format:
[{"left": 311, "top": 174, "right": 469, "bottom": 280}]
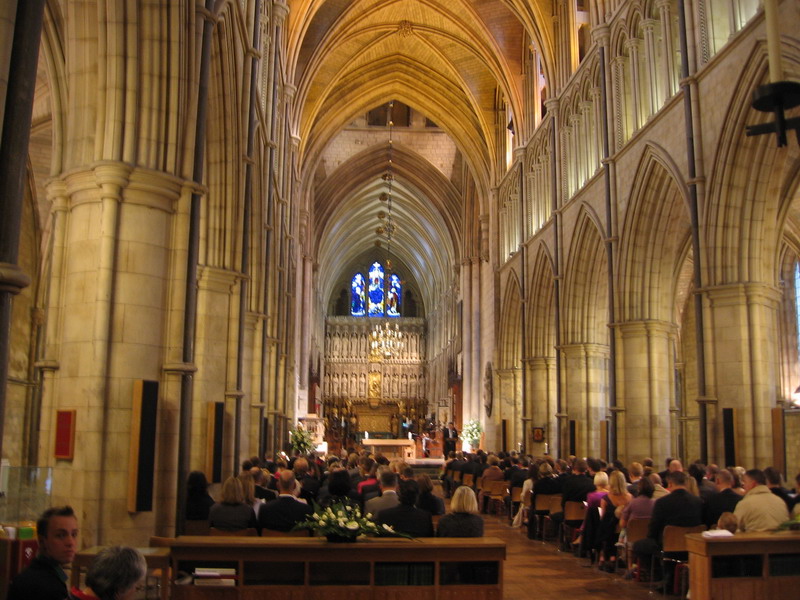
[{"left": 480, "top": 510, "right": 656, "bottom": 600}]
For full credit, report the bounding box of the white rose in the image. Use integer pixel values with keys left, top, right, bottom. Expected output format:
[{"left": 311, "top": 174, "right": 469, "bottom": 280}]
[{"left": 346, "top": 521, "right": 359, "bottom": 531}]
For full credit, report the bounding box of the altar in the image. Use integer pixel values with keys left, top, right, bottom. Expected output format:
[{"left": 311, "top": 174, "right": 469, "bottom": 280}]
[{"left": 361, "top": 438, "right": 415, "bottom": 459}]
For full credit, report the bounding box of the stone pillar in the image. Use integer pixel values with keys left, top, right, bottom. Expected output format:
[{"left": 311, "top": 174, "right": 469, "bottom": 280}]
[
  {"left": 460, "top": 260, "right": 472, "bottom": 427},
  {"left": 471, "top": 259, "right": 482, "bottom": 424},
  {"left": 657, "top": 0, "right": 677, "bottom": 97},
  {"left": 43, "top": 164, "right": 183, "bottom": 546},
  {"left": 495, "top": 368, "right": 521, "bottom": 452},
  {"left": 194, "top": 265, "right": 238, "bottom": 475},
  {"left": 615, "top": 320, "right": 677, "bottom": 464},
  {"left": 561, "top": 343, "right": 609, "bottom": 457},
  {"left": 704, "top": 283, "right": 781, "bottom": 467},
  {"left": 528, "top": 356, "right": 557, "bottom": 453}
]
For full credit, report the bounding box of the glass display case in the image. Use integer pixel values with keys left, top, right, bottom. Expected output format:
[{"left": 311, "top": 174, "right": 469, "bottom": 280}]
[{"left": 0, "top": 462, "right": 53, "bottom": 528}]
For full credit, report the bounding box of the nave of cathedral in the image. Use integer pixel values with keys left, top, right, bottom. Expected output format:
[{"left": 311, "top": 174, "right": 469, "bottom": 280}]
[{"left": 0, "top": 0, "right": 799, "bottom": 548}]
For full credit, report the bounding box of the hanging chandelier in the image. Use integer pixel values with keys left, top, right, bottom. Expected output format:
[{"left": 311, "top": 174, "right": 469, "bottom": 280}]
[
  {"left": 376, "top": 101, "right": 397, "bottom": 271},
  {"left": 370, "top": 100, "right": 404, "bottom": 361},
  {"left": 370, "top": 320, "right": 404, "bottom": 360}
]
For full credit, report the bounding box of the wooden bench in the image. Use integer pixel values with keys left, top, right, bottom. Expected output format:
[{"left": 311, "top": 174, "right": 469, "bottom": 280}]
[
  {"left": 686, "top": 530, "right": 800, "bottom": 600},
  {"left": 169, "top": 535, "right": 506, "bottom": 600}
]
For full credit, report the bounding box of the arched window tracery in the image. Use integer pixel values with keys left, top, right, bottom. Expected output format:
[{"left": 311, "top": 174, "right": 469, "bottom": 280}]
[{"left": 349, "top": 262, "right": 402, "bottom": 317}]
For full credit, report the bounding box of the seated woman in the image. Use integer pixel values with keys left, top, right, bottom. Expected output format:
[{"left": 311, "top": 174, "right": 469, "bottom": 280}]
[
  {"left": 69, "top": 546, "right": 146, "bottom": 600},
  {"left": 356, "top": 458, "right": 378, "bottom": 495},
  {"left": 596, "top": 470, "right": 632, "bottom": 571},
  {"left": 238, "top": 472, "right": 262, "bottom": 518},
  {"left": 318, "top": 468, "right": 359, "bottom": 506},
  {"left": 436, "top": 486, "right": 483, "bottom": 537},
  {"left": 186, "top": 470, "right": 215, "bottom": 520},
  {"left": 209, "top": 476, "right": 258, "bottom": 532},
  {"left": 477, "top": 455, "right": 504, "bottom": 512},
  {"left": 620, "top": 476, "right": 656, "bottom": 527},
  {"left": 416, "top": 474, "right": 445, "bottom": 515},
  {"left": 573, "top": 471, "right": 609, "bottom": 551}
]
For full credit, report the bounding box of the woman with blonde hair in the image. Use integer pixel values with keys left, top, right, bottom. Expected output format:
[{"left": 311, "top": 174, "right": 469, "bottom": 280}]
[
  {"left": 436, "top": 486, "right": 483, "bottom": 537},
  {"left": 572, "top": 470, "right": 610, "bottom": 550},
  {"left": 596, "top": 470, "right": 632, "bottom": 571},
  {"left": 238, "top": 472, "right": 262, "bottom": 516},
  {"left": 209, "top": 476, "right": 258, "bottom": 532}
]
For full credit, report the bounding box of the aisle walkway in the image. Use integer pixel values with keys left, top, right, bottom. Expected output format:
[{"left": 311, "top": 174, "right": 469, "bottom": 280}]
[{"left": 480, "top": 512, "right": 655, "bottom": 600}]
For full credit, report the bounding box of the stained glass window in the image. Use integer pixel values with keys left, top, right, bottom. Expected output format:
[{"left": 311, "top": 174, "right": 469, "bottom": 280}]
[
  {"left": 387, "top": 274, "right": 402, "bottom": 317},
  {"left": 368, "top": 262, "right": 385, "bottom": 316},
  {"left": 351, "top": 273, "right": 366, "bottom": 316},
  {"left": 350, "top": 262, "right": 401, "bottom": 317},
  {"left": 795, "top": 263, "right": 800, "bottom": 357}
]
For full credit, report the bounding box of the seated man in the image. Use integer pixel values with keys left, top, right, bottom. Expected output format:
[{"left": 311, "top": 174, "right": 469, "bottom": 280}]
[
  {"left": 548, "top": 458, "right": 595, "bottom": 543},
  {"left": 377, "top": 479, "right": 434, "bottom": 537},
  {"left": 258, "top": 470, "right": 313, "bottom": 532},
  {"left": 633, "top": 471, "right": 703, "bottom": 591},
  {"left": 734, "top": 468, "right": 789, "bottom": 532},
  {"left": 365, "top": 470, "right": 400, "bottom": 518},
  {"left": 8, "top": 506, "right": 79, "bottom": 600},
  {"left": 704, "top": 469, "right": 742, "bottom": 528}
]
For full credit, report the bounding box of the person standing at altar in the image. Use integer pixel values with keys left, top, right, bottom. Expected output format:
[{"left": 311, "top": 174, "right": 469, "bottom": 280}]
[{"left": 443, "top": 422, "right": 458, "bottom": 455}]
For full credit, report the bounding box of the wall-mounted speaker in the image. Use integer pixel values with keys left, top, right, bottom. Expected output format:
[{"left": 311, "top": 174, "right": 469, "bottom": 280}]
[
  {"left": 722, "top": 408, "right": 736, "bottom": 468},
  {"left": 206, "top": 402, "right": 224, "bottom": 483},
  {"left": 569, "top": 420, "right": 576, "bottom": 456},
  {"left": 127, "top": 380, "right": 158, "bottom": 513}
]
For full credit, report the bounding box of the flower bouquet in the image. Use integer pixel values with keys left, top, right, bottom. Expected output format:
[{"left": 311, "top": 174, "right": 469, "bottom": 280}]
[
  {"left": 462, "top": 419, "right": 483, "bottom": 447},
  {"left": 293, "top": 500, "right": 410, "bottom": 542},
  {"left": 289, "top": 424, "right": 315, "bottom": 455}
]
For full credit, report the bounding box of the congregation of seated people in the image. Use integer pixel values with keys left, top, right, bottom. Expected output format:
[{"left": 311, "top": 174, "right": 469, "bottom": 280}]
[
  {"left": 188, "top": 451, "right": 488, "bottom": 538},
  {"left": 9, "top": 447, "right": 797, "bottom": 599}
]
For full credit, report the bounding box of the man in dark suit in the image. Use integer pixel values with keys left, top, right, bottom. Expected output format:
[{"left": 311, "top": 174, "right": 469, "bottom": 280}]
[
  {"left": 258, "top": 470, "right": 313, "bottom": 532},
  {"left": 704, "top": 469, "right": 742, "bottom": 527},
  {"left": 634, "top": 470, "right": 703, "bottom": 591},
  {"left": 377, "top": 479, "right": 434, "bottom": 538},
  {"left": 7, "top": 506, "right": 79, "bottom": 600},
  {"left": 547, "top": 458, "right": 594, "bottom": 548},
  {"left": 251, "top": 467, "right": 277, "bottom": 501},
  {"left": 443, "top": 422, "right": 458, "bottom": 454}
]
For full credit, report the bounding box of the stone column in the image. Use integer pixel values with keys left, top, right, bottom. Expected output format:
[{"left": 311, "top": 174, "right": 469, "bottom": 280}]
[
  {"left": 656, "top": 0, "right": 677, "bottom": 97},
  {"left": 44, "top": 164, "right": 183, "bottom": 545},
  {"left": 625, "top": 38, "right": 643, "bottom": 130},
  {"left": 194, "top": 265, "right": 239, "bottom": 473},
  {"left": 704, "top": 283, "right": 781, "bottom": 467},
  {"left": 472, "top": 257, "right": 483, "bottom": 423},
  {"left": 561, "top": 343, "right": 609, "bottom": 457},
  {"left": 615, "top": 320, "right": 677, "bottom": 464},
  {"left": 495, "top": 368, "right": 521, "bottom": 451},
  {"left": 528, "top": 356, "right": 556, "bottom": 453},
  {"left": 459, "top": 260, "right": 471, "bottom": 427}
]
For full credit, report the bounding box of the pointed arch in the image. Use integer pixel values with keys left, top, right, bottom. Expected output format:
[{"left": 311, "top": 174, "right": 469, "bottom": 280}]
[
  {"left": 563, "top": 208, "right": 608, "bottom": 345},
  {"left": 498, "top": 271, "right": 522, "bottom": 370},
  {"left": 707, "top": 38, "right": 800, "bottom": 285},
  {"left": 203, "top": 9, "right": 245, "bottom": 270},
  {"left": 618, "top": 143, "right": 692, "bottom": 322},
  {"left": 527, "top": 243, "right": 556, "bottom": 357}
]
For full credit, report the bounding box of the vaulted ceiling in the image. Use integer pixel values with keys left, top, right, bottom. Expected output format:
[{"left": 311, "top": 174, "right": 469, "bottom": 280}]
[{"left": 287, "top": 0, "right": 552, "bottom": 313}]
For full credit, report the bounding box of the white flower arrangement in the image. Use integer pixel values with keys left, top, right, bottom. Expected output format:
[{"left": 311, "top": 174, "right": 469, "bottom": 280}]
[
  {"left": 294, "top": 500, "right": 411, "bottom": 540},
  {"left": 289, "top": 423, "right": 315, "bottom": 455},
  {"left": 462, "top": 419, "right": 483, "bottom": 445}
]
